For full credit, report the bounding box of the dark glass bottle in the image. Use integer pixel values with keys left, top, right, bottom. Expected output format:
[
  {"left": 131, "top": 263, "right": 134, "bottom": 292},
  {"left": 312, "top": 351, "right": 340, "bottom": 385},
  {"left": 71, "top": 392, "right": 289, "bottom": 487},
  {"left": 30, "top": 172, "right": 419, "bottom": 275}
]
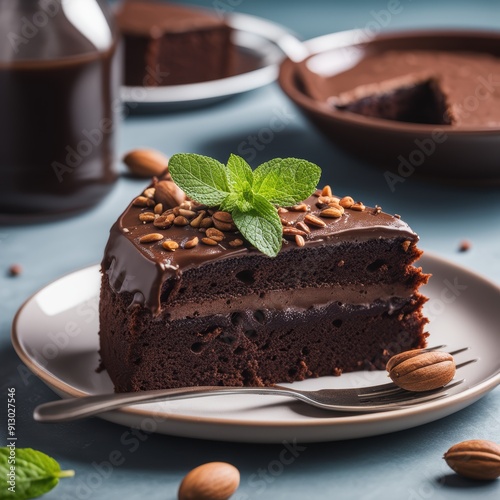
[{"left": 0, "top": 0, "right": 121, "bottom": 219}]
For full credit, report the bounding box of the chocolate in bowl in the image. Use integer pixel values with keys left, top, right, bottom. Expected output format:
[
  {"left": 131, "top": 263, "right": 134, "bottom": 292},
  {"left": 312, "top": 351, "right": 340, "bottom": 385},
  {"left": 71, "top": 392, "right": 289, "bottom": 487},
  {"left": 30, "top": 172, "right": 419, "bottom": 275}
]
[{"left": 278, "top": 29, "right": 500, "bottom": 184}]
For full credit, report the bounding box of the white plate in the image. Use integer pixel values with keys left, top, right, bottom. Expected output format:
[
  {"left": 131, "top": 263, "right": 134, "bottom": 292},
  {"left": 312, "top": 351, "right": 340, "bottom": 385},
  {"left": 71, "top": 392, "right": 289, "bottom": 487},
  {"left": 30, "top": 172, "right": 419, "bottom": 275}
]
[
  {"left": 11, "top": 253, "right": 500, "bottom": 443},
  {"left": 120, "top": 12, "right": 307, "bottom": 110}
]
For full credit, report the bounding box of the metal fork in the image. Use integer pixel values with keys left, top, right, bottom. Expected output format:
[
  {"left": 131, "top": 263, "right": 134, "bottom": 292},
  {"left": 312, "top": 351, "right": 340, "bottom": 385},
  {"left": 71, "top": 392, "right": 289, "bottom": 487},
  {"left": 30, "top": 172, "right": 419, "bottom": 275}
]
[{"left": 34, "top": 347, "right": 475, "bottom": 422}]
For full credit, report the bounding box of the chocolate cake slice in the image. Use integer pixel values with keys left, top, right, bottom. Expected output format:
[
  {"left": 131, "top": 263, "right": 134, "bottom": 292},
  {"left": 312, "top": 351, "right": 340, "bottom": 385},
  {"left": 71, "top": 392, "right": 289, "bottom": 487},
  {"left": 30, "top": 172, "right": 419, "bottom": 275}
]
[
  {"left": 330, "top": 74, "right": 454, "bottom": 125},
  {"left": 99, "top": 174, "right": 429, "bottom": 391},
  {"left": 322, "top": 50, "right": 500, "bottom": 127},
  {"left": 118, "top": 0, "right": 234, "bottom": 86}
]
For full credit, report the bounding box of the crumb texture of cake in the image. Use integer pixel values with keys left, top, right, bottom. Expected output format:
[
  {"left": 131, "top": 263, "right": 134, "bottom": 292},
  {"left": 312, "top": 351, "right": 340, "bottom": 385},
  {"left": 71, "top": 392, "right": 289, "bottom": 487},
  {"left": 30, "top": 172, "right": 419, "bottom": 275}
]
[
  {"left": 118, "top": 0, "right": 234, "bottom": 86},
  {"left": 99, "top": 181, "right": 429, "bottom": 391},
  {"left": 325, "top": 50, "right": 500, "bottom": 126}
]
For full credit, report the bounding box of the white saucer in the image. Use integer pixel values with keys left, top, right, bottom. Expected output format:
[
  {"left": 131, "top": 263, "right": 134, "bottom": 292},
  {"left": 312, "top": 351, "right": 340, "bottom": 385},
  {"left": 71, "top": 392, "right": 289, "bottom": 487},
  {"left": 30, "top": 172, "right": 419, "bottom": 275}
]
[{"left": 11, "top": 253, "right": 500, "bottom": 443}]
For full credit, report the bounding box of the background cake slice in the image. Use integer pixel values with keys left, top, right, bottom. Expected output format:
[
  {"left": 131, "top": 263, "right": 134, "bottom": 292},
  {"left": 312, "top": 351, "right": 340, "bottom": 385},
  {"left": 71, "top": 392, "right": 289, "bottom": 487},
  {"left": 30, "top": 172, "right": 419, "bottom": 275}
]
[
  {"left": 99, "top": 157, "right": 429, "bottom": 391},
  {"left": 118, "top": 0, "right": 234, "bottom": 86}
]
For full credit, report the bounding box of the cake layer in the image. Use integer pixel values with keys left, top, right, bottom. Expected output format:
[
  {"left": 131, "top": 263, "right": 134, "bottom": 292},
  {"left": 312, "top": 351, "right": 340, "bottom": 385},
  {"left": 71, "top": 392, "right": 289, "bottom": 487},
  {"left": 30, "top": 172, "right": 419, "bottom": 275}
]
[{"left": 100, "top": 276, "right": 428, "bottom": 391}]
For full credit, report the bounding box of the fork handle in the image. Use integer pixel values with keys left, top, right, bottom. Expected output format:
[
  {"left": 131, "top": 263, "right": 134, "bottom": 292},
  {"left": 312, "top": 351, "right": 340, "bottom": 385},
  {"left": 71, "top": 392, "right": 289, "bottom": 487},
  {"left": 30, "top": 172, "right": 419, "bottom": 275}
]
[{"left": 33, "top": 386, "right": 293, "bottom": 423}]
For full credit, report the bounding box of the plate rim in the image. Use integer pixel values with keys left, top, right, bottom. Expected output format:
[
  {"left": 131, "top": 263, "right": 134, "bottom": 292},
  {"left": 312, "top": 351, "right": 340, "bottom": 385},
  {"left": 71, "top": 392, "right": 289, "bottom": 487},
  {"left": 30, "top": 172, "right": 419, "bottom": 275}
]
[
  {"left": 11, "top": 252, "right": 500, "bottom": 431},
  {"left": 281, "top": 27, "right": 500, "bottom": 135},
  {"left": 120, "top": 12, "right": 303, "bottom": 105}
]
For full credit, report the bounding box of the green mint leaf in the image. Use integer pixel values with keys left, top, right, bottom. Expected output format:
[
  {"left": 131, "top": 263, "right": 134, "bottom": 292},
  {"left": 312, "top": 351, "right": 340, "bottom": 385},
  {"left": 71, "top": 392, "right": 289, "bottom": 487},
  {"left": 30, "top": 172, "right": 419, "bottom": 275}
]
[
  {"left": 253, "top": 158, "right": 321, "bottom": 206},
  {"left": 168, "top": 153, "right": 230, "bottom": 206},
  {"left": 0, "top": 447, "right": 74, "bottom": 500},
  {"left": 166, "top": 153, "right": 322, "bottom": 257},
  {"left": 226, "top": 154, "right": 253, "bottom": 192},
  {"left": 219, "top": 192, "right": 240, "bottom": 213},
  {"left": 232, "top": 194, "right": 283, "bottom": 257}
]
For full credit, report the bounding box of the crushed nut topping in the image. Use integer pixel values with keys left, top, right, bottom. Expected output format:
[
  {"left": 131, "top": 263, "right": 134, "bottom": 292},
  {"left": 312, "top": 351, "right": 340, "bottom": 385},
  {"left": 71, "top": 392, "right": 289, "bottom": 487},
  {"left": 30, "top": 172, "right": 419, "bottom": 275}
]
[
  {"left": 206, "top": 228, "right": 225, "bottom": 242},
  {"left": 339, "top": 196, "right": 354, "bottom": 208},
  {"left": 304, "top": 214, "right": 327, "bottom": 228},
  {"left": 201, "top": 237, "right": 218, "bottom": 246},
  {"left": 139, "top": 233, "right": 164, "bottom": 243},
  {"left": 133, "top": 183, "right": 390, "bottom": 256},
  {"left": 138, "top": 212, "right": 156, "bottom": 223},
  {"left": 295, "top": 234, "right": 305, "bottom": 247},
  {"left": 184, "top": 237, "right": 199, "bottom": 249},
  {"left": 162, "top": 240, "right": 179, "bottom": 251},
  {"left": 290, "top": 203, "right": 308, "bottom": 212},
  {"left": 321, "top": 185, "right": 333, "bottom": 197},
  {"left": 351, "top": 201, "right": 365, "bottom": 211},
  {"left": 321, "top": 207, "right": 343, "bottom": 218},
  {"left": 229, "top": 239, "right": 244, "bottom": 247}
]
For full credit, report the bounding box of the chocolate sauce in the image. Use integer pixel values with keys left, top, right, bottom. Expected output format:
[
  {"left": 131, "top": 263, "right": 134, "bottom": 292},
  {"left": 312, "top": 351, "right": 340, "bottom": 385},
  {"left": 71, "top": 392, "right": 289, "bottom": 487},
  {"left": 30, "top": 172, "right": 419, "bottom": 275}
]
[{"left": 0, "top": 0, "right": 120, "bottom": 217}]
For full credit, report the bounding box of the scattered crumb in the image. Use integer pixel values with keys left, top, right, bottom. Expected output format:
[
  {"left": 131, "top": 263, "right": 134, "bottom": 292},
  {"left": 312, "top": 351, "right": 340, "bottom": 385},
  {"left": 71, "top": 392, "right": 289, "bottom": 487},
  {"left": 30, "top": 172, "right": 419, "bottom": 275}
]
[
  {"left": 458, "top": 240, "right": 471, "bottom": 253},
  {"left": 8, "top": 264, "right": 22, "bottom": 277}
]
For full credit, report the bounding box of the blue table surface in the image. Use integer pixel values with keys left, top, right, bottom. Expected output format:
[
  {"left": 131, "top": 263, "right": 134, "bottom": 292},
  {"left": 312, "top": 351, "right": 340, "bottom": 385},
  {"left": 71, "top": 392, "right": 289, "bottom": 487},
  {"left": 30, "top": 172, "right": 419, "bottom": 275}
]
[{"left": 1, "top": 0, "right": 500, "bottom": 498}]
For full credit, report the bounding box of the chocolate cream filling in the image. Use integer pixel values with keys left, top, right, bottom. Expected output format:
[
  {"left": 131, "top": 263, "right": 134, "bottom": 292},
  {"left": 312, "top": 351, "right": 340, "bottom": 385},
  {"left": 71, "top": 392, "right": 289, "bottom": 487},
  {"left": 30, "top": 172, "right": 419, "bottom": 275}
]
[{"left": 158, "top": 283, "right": 414, "bottom": 321}]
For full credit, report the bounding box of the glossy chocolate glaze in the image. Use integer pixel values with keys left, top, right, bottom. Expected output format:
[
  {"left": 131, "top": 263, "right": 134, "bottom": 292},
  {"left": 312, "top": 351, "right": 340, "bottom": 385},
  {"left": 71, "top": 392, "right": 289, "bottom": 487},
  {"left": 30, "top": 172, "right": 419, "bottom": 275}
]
[{"left": 102, "top": 188, "right": 418, "bottom": 314}]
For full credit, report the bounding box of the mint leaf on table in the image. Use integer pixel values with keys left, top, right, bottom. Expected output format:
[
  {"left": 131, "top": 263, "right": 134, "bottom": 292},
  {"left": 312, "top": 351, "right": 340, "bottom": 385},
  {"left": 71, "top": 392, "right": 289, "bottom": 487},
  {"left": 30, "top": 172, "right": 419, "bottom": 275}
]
[
  {"left": 0, "top": 447, "right": 74, "bottom": 499},
  {"left": 168, "top": 153, "right": 321, "bottom": 257}
]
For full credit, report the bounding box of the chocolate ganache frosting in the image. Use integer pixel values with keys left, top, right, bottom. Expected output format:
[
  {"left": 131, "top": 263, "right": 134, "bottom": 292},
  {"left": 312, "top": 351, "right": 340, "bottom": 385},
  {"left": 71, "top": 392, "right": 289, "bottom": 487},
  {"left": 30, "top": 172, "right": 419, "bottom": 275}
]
[{"left": 102, "top": 184, "right": 418, "bottom": 315}]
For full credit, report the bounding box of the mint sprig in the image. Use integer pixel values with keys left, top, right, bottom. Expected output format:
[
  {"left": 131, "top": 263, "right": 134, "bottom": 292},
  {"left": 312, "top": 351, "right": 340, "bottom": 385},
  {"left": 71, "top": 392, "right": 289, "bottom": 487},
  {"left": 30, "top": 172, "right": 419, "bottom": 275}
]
[
  {"left": 169, "top": 153, "right": 321, "bottom": 257},
  {"left": 0, "top": 447, "right": 74, "bottom": 499}
]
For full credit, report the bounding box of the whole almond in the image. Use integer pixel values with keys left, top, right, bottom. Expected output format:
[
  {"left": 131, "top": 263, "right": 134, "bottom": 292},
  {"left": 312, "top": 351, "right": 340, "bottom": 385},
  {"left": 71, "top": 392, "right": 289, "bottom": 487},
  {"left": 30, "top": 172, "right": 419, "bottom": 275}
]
[
  {"left": 386, "top": 349, "right": 456, "bottom": 392},
  {"left": 123, "top": 148, "right": 168, "bottom": 178},
  {"left": 154, "top": 180, "right": 186, "bottom": 208},
  {"left": 178, "top": 462, "right": 240, "bottom": 500},
  {"left": 444, "top": 440, "right": 500, "bottom": 480}
]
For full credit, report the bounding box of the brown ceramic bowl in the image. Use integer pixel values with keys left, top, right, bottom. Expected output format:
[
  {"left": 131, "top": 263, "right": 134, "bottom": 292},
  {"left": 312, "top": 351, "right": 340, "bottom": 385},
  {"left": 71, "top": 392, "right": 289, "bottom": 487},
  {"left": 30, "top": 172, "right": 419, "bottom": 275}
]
[{"left": 278, "top": 29, "right": 500, "bottom": 184}]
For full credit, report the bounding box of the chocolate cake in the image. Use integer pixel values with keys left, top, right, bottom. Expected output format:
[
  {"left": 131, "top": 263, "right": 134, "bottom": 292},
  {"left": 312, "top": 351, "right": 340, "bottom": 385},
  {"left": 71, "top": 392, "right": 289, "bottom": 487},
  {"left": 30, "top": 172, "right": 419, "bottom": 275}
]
[
  {"left": 117, "top": 0, "right": 234, "bottom": 86},
  {"left": 325, "top": 50, "right": 500, "bottom": 126},
  {"left": 99, "top": 175, "right": 429, "bottom": 391}
]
